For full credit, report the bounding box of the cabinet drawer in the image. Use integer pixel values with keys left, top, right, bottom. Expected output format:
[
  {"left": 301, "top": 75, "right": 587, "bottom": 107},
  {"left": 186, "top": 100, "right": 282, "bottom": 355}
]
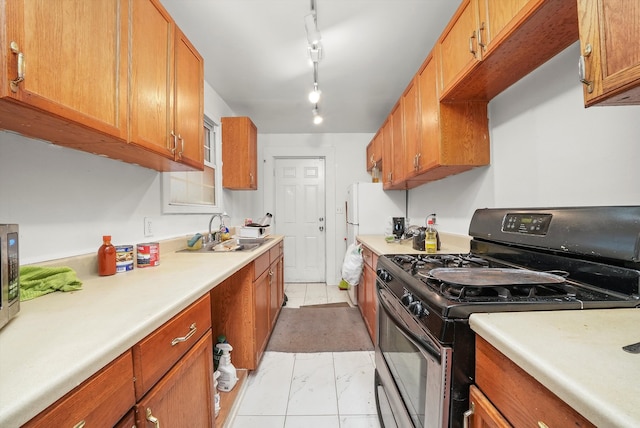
[
  {"left": 254, "top": 251, "right": 271, "bottom": 280},
  {"left": 475, "top": 336, "right": 594, "bottom": 428},
  {"left": 24, "top": 351, "right": 135, "bottom": 427},
  {"left": 269, "top": 242, "right": 282, "bottom": 264},
  {"left": 132, "top": 294, "right": 211, "bottom": 399}
]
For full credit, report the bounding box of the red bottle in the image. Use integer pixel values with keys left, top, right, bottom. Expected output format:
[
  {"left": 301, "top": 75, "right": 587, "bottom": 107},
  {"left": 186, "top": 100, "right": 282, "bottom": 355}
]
[{"left": 98, "top": 235, "right": 116, "bottom": 276}]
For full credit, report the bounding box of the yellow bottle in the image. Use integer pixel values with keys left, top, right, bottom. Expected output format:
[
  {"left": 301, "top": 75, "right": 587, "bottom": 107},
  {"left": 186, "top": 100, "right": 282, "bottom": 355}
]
[{"left": 425, "top": 218, "right": 437, "bottom": 254}]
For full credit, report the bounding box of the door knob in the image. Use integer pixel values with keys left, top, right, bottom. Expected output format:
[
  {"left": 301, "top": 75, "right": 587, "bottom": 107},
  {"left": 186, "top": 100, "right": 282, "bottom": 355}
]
[
  {"left": 319, "top": 226, "right": 324, "bottom": 232},
  {"left": 319, "top": 217, "right": 324, "bottom": 222}
]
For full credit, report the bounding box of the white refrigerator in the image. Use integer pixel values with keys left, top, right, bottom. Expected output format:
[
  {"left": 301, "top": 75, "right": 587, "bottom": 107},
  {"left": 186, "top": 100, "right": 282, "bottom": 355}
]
[{"left": 345, "top": 182, "right": 406, "bottom": 304}]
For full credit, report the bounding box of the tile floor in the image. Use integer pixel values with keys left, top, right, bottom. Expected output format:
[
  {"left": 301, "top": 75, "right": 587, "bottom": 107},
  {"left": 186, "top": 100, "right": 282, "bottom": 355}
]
[{"left": 227, "top": 283, "right": 381, "bottom": 428}]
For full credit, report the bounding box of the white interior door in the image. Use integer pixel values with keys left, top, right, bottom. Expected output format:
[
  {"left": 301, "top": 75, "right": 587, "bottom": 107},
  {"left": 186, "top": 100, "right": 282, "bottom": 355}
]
[{"left": 274, "top": 157, "right": 326, "bottom": 282}]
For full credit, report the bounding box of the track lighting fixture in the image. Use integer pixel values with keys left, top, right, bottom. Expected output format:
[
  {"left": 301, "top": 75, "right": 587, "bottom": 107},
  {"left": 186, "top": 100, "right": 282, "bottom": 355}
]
[
  {"left": 312, "top": 105, "right": 323, "bottom": 125},
  {"left": 305, "top": 0, "right": 324, "bottom": 125}
]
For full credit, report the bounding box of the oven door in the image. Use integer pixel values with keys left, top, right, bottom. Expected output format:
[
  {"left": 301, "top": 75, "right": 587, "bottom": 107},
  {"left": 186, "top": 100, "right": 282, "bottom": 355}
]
[{"left": 375, "top": 281, "right": 451, "bottom": 428}]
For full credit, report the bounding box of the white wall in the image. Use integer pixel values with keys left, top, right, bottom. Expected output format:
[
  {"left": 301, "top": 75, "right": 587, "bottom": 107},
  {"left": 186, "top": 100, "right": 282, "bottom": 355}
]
[
  {"left": 0, "top": 82, "right": 237, "bottom": 264},
  {"left": 407, "top": 42, "right": 640, "bottom": 234}
]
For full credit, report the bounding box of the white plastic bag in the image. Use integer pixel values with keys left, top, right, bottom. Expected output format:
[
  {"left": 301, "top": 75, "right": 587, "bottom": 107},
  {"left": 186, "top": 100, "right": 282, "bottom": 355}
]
[{"left": 341, "top": 243, "right": 364, "bottom": 287}]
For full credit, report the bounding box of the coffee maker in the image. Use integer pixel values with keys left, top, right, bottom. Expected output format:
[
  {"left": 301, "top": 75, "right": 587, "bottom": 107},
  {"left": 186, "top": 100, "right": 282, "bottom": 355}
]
[{"left": 392, "top": 217, "right": 405, "bottom": 240}]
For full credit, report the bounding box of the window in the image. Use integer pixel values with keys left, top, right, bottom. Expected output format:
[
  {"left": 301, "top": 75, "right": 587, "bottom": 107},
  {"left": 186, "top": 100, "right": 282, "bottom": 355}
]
[{"left": 161, "top": 116, "right": 223, "bottom": 213}]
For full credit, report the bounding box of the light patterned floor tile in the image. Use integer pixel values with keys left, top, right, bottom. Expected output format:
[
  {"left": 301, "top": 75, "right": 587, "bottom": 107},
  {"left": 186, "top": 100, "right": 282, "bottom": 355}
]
[
  {"left": 284, "top": 415, "right": 341, "bottom": 428},
  {"left": 334, "top": 352, "right": 377, "bottom": 416},
  {"left": 287, "top": 353, "right": 338, "bottom": 415},
  {"left": 232, "top": 415, "right": 286, "bottom": 427}
]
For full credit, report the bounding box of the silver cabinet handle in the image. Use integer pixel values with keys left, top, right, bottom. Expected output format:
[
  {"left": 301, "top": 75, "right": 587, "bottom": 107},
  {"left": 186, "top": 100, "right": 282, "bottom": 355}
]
[
  {"left": 462, "top": 402, "right": 475, "bottom": 428},
  {"left": 177, "top": 134, "right": 184, "bottom": 157},
  {"left": 73, "top": 421, "right": 86, "bottom": 428},
  {"left": 10, "top": 41, "right": 25, "bottom": 93},
  {"left": 171, "top": 323, "right": 197, "bottom": 346},
  {"left": 146, "top": 408, "right": 160, "bottom": 427},
  {"left": 478, "top": 22, "right": 486, "bottom": 50},
  {"left": 578, "top": 43, "right": 593, "bottom": 93}
]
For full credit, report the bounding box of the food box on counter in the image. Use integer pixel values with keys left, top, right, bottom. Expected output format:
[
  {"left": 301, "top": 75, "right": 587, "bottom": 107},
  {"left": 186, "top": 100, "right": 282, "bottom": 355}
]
[{"left": 237, "top": 225, "right": 271, "bottom": 238}]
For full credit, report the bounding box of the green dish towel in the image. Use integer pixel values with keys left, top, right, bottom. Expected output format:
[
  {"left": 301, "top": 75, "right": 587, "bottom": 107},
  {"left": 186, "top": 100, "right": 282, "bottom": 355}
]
[{"left": 19, "top": 266, "right": 83, "bottom": 301}]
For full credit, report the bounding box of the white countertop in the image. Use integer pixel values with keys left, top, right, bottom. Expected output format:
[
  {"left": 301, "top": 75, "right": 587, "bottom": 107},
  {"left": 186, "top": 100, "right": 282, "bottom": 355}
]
[
  {"left": 470, "top": 309, "right": 640, "bottom": 427},
  {"left": 0, "top": 236, "right": 283, "bottom": 427},
  {"left": 356, "top": 232, "right": 471, "bottom": 256}
]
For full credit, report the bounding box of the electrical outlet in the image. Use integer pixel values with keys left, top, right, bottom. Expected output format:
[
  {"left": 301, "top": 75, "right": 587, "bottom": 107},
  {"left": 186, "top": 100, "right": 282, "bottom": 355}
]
[{"left": 144, "top": 217, "right": 153, "bottom": 237}]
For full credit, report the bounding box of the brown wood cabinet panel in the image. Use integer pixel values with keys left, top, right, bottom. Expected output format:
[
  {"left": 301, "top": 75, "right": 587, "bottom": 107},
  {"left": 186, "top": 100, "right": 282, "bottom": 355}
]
[
  {"left": 475, "top": 336, "right": 595, "bottom": 428},
  {"left": 416, "top": 54, "right": 441, "bottom": 174},
  {"left": 23, "top": 351, "right": 135, "bottom": 428},
  {"left": 381, "top": 118, "right": 394, "bottom": 189},
  {"left": 0, "top": 0, "right": 128, "bottom": 140},
  {"left": 466, "top": 385, "right": 511, "bottom": 428},
  {"left": 254, "top": 251, "right": 271, "bottom": 280},
  {"left": 132, "top": 294, "right": 212, "bottom": 399},
  {"left": 438, "top": 0, "right": 481, "bottom": 94},
  {"left": 389, "top": 102, "right": 407, "bottom": 189},
  {"left": 440, "top": 0, "right": 578, "bottom": 101},
  {"left": 210, "top": 264, "right": 256, "bottom": 369},
  {"left": 114, "top": 409, "right": 137, "bottom": 428},
  {"left": 577, "top": 0, "right": 640, "bottom": 106},
  {"left": 254, "top": 267, "right": 271, "bottom": 362},
  {"left": 402, "top": 78, "right": 421, "bottom": 179},
  {"left": 358, "top": 244, "right": 377, "bottom": 345},
  {"left": 135, "top": 331, "right": 215, "bottom": 428},
  {"left": 222, "top": 116, "right": 258, "bottom": 189},
  {"left": 129, "top": 0, "right": 204, "bottom": 172},
  {"left": 173, "top": 26, "right": 204, "bottom": 169}
]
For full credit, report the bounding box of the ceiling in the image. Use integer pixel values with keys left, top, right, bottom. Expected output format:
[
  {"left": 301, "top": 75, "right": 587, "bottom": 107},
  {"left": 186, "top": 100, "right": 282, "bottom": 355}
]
[{"left": 159, "top": 0, "right": 460, "bottom": 134}]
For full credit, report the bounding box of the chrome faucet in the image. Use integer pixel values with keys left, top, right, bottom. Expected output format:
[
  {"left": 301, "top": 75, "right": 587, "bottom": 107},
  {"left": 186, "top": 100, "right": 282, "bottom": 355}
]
[{"left": 208, "top": 212, "right": 228, "bottom": 243}]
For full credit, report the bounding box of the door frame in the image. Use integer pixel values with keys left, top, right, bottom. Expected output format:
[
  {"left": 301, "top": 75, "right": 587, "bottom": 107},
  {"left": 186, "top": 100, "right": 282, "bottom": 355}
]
[{"left": 264, "top": 146, "right": 337, "bottom": 285}]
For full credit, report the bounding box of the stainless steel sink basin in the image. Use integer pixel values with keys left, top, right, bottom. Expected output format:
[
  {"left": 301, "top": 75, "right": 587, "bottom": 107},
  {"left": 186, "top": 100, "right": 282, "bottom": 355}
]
[{"left": 178, "top": 238, "right": 272, "bottom": 253}]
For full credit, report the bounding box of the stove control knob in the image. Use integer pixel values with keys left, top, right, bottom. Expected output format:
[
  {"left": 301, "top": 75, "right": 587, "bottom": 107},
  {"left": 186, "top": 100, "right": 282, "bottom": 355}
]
[
  {"left": 377, "top": 269, "right": 392, "bottom": 282},
  {"left": 401, "top": 292, "right": 413, "bottom": 306},
  {"left": 409, "top": 301, "right": 425, "bottom": 317}
]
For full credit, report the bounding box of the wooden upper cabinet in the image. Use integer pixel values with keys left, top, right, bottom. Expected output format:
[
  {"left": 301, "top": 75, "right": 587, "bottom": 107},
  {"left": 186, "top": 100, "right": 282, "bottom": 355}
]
[
  {"left": 130, "top": 0, "right": 204, "bottom": 171},
  {"left": 439, "top": 0, "right": 578, "bottom": 101},
  {"left": 222, "top": 116, "right": 258, "bottom": 190},
  {"left": 402, "top": 78, "right": 420, "bottom": 180},
  {"left": 438, "top": 0, "right": 481, "bottom": 96},
  {"left": 381, "top": 118, "right": 394, "bottom": 189},
  {"left": 174, "top": 27, "right": 204, "bottom": 169},
  {"left": 0, "top": 0, "right": 128, "bottom": 141},
  {"left": 366, "top": 130, "right": 382, "bottom": 172},
  {"left": 577, "top": 0, "right": 640, "bottom": 106},
  {"left": 390, "top": 102, "right": 407, "bottom": 189},
  {"left": 406, "top": 52, "right": 490, "bottom": 188}
]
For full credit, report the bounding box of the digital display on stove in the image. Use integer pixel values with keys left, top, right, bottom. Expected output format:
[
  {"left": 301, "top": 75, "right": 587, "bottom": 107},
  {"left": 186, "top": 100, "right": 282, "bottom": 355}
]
[{"left": 502, "top": 213, "right": 552, "bottom": 235}]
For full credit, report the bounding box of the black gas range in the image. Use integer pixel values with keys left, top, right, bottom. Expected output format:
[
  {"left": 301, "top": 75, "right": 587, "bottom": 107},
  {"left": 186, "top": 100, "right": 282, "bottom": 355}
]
[{"left": 374, "top": 207, "right": 640, "bottom": 428}]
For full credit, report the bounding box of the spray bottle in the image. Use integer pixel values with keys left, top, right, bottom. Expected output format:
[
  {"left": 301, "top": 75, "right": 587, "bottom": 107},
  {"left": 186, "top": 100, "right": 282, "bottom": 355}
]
[{"left": 215, "top": 343, "right": 238, "bottom": 391}]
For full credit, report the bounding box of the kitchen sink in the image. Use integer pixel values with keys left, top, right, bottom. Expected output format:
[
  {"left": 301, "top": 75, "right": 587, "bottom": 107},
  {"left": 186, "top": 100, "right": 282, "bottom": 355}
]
[{"left": 177, "top": 238, "right": 272, "bottom": 253}]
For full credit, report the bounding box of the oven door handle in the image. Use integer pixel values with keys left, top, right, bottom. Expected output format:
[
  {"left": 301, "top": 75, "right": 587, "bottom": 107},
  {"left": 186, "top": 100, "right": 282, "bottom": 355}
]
[{"left": 378, "top": 285, "right": 442, "bottom": 360}]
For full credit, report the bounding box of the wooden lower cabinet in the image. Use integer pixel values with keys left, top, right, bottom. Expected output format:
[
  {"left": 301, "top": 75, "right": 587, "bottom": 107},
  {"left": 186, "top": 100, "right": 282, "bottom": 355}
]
[
  {"left": 210, "top": 243, "right": 285, "bottom": 370},
  {"left": 135, "top": 331, "right": 215, "bottom": 427},
  {"left": 474, "top": 336, "right": 595, "bottom": 428},
  {"left": 115, "top": 409, "right": 137, "bottom": 428},
  {"left": 357, "top": 243, "right": 378, "bottom": 345},
  {"left": 22, "top": 351, "right": 135, "bottom": 427},
  {"left": 466, "top": 385, "right": 511, "bottom": 428}
]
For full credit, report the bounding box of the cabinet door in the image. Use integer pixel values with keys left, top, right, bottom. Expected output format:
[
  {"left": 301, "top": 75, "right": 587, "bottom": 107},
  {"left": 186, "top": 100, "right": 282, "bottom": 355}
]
[
  {"left": 136, "top": 331, "right": 215, "bottom": 428},
  {"left": 174, "top": 27, "right": 204, "bottom": 169},
  {"left": 402, "top": 78, "right": 420, "bottom": 179},
  {"left": 23, "top": 351, "right": 135, "bottom": 428},
  {"left": 381, "top": 118, "right": 394, "bottom": 189},
  {"left": 1, "top": 0, "right": 128, "bottom": 140},
  {"left": 477, "top": 0, "right": 531, "bottom": 57},
  {"left": 577, "top": 0, "right": 640, "bottom": 106},
  {"left": 222, "top": 116, "right": 258, "bottom": 189},
  {"left": 269, "top": 255, "right": 284, "bottom": 328},
  {"left": 438, "top": 0, "right": 481, "bottom": 94},
  {"left": 390, "top": 102, "right": 406, "bottom": 189},
  {"left": 467, "top": 385, "right": 511, "bottom": 428},
  {"left": 254, "top": 268, "right": 270, "bottom": 362},
  {"left": 130, "top": 0, "right": 174, "bottom": 159},
  {"left": 416, "top": 54, "right": 440, "bottom": 174}
]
